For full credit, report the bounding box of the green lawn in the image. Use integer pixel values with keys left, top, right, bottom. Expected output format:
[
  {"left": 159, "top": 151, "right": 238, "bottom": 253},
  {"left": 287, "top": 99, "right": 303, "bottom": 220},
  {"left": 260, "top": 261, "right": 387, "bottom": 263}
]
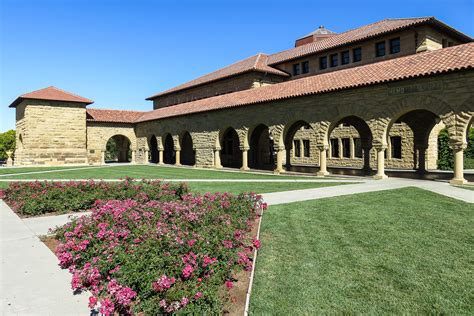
[
  {"left": 0, "top": 165, "right": 323, "bottom": 180},
  {"left": 457, "top": 185, "right": 474, "bottom": 191},
  {"left": 0, "top": 165, "right": 94, "bottom": 175},
  {"left": 251, "top": 187, "right": 473, "bottom": 314}
]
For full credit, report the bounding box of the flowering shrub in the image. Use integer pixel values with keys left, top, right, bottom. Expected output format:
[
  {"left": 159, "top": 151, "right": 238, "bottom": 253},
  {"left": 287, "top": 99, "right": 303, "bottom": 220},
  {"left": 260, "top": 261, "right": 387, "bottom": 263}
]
[
  {"left": 53, "top": 192, "right": 265, "bottom": 314},
  {"left": 0, "top": 178, "right": 188, "bottom": 216}
]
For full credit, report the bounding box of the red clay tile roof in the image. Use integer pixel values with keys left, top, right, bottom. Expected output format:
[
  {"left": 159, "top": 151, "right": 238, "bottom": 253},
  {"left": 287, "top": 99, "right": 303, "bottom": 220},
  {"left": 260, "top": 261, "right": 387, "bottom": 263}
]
[
  {"left": 146, "top": 53, "right": 289, "bottom": 100},
  {"left": 87, "top": 108, "right": 145, "bottom": 123},
  {"left": 8, "top": 86, "right": 93, "bottom": 108},
  {"left": 268, "top": 17, "right": 472, "bottom": 65},
  {"left": 137, "top": 43, "right": 474, "bottom": 123}
]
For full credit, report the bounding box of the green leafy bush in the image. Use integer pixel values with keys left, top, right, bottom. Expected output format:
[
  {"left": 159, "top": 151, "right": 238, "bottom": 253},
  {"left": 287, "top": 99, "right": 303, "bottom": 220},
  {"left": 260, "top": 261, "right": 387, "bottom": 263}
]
[
  {"left": 0, "top": 178, "right": 188, "bottom": 216},
  {"left": 437, "top": 128, "right": 474, "bottom": 170},
  {"left": 53, "top": 193, "right": 264, "bottom": 314},
  {"left": 0, "top": 129, "right": 15, "bottom": 159}
]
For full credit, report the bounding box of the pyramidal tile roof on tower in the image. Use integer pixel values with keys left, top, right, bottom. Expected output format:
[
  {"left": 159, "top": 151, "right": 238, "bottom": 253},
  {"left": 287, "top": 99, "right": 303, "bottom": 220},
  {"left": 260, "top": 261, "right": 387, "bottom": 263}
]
[
  {"left": 8, "top": 86, "right": 94, "bottom": 108},
  {"left": 146, "top": 53, "right": 290, "bottom": 99},
  {"left": 137, "top": 42, "right": 474, "bottom": 123}
]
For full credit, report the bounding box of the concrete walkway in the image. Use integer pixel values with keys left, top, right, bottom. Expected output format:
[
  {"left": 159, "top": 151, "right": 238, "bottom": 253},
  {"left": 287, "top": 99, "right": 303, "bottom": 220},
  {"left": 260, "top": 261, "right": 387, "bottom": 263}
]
[
  {"left": 0, "top": 200, "right": 89, "bottom": 315},
  {"left": 1, "top": 178, "right": 472, "bottom": 314}
]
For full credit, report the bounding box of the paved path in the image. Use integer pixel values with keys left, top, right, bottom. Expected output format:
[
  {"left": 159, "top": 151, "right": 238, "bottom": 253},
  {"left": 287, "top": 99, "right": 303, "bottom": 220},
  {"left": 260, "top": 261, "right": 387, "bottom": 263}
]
[
  {"left": 1, "top": 178, "right": 472, "bottom": 315},
  {"left": 0, "top": 178, "right": 355, "bottom": 183},
  {"left": 0, "top": 200, "right": 89, "bottom": 315}
]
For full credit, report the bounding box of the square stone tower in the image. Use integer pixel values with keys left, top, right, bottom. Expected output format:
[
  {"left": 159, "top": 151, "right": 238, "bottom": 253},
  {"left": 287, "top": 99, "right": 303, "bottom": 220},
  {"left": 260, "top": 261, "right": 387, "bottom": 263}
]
[{"left": 8, "top": 86, "right": 93, "bottom": 165}]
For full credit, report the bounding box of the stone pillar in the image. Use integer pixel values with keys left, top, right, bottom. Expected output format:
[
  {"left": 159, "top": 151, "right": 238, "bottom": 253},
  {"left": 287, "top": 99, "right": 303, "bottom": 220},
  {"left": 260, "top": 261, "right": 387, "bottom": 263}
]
[
  {"left": 241, "top": 148, "right": 249, "bottom": 171},
  {"left": 6, "top": 150, "right": 13, "bottom": 167},
  {"left": 158, "top": 148, "right": 164, "bottom": 165},
  {"left": 214, "top": 149, "right": 222, "bottom": 169},
  {"left": 101, "top": 150, "right": 106, "bottom": 165},
  {"left": 415, "top": 144, "right": 428, "bottom": 174},
  {"left": 338, "top": 138, "right": 343, "bottom": 159},
  {"left": 374, "top": 146, "right": 387, "bottom": 180},
  {"left": 175, "top": 150, "right": 181, "bottom": 166},
  {"left": 350, "top": 138, "right": 355, "bottom": 159},
  {"left": 145, "top": 150, "right": 149, "bottom": 164},
  {"left": 274, "top": 148, "right": 285, "bottom": 173},
  {"left": 317, "top": 145, "right": 329, "bottom": 176},
  {"left": 450, "top": 143, "right": 467, "bottom": 185},
  {"left": 299, "top": 139, "right": 304, "bottom": 158},
  {"left": 131, "top": 150, "right": 136, "bottom": 164}
]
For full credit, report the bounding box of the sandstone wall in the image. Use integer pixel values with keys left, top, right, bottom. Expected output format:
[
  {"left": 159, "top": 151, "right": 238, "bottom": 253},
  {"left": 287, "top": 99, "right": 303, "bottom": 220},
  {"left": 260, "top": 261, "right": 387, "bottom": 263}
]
[{"left": 15, "top": 100, "right": 88, "bottom": 165}]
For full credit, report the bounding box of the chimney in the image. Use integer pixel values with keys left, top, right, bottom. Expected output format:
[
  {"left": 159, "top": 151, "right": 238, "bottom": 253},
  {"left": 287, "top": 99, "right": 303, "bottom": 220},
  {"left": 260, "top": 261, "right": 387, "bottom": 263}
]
[{"left": 295, "top": 25, "right": 337, "bottom": 47}]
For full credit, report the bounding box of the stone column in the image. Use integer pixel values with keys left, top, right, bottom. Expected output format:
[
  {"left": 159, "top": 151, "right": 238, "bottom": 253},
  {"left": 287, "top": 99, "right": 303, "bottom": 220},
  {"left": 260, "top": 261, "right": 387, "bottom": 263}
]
[
  {"left": 338, "top": 138, "right": 343, "bottom": 159},
  {"left": 144, "top": 150, "right": 149, "bottom": 164},
  {"left": 214, "top": 149, "right": 222, "bottom": 169},
  {"left": 101, "top": 150, "right": 106, "bottom": 165},
  {"left": 299, "top": 139, "right": 304, "bottom": 158},
  {"left": 317, "top": 145, "right": 329, "bottom": 176},
  {"left": 158, "top": 148, "right": 164, "bottom": 165},
  {"left": 175, "top": 150, "right": 181, "bottom": 166},
  {"left": 374, "top": 145, "right": 387, "bottom": 180},
  {"left": 274, "top": 148, "right": 285, "bottom": 173},
  {"left": 241, "top": 148, "right": 249, "bottom": 171},
  {"left": 6, "top": 150, "right": 13, "bottom": 167},
  {"left": 415, "top": 144, "right": 428, "bottom": 174},
  {"left": 131, "top": 150, "right": 136, "bottom": 164},
  {"left": 350, "top": 138, "right": 355, "bottom": 159},
  {"left": 449, "top": 143, "right": 467, "bottom": 185}
]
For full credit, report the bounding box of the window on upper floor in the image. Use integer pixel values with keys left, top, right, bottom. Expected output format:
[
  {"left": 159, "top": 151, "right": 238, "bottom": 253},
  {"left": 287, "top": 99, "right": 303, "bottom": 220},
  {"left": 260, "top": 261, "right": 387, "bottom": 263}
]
[
  {"left": 319, "top": 56, "right": 328, "bottom": 70},
  {"left": 375, "top": 41, "right": 386, "bottom": 57},
  {"left": 303, "top": 140, "right": 310, "bottom": 157},
  {"left": 293, "top": 63, "right": 301, "bottom": 76},
  {"left": 341, "top": 51, "right": 350, "bottom": 65},
  {"left": 353, "top": 47, "right": 362, "bottom": 62},
  {"left": 330, "top": 54, "right": 338, "bottom": 67},
  {"left": 390, "top": 37, "right": 400, "bottom": 54},
  {"left": 302, "top": 61, "right": 309, "bottom": 74}
]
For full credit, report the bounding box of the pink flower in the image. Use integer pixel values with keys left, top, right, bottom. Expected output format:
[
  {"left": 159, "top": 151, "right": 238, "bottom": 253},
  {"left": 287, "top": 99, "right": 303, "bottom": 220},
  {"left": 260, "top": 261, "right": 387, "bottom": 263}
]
[
  {"left": 225, "top": 280, "right": 233, "bottom": 289},
  {"left": 99, "top": 298, "right": 115, "bottom": 316},
  {"left": 180, "top": 297, "right": 189, "bottom": 307},
  {"left": 182, "top": 264, "right": 194, "bottom": 279},
  {"left": 253, "top": 238, "right": 261, "bottom": 249},
  {"left": 222, "top": 240, "right": 233, "bottom": 249},
  {"left": 187, "top": 239, "right": 196, "bottom": 247},
  {"left": 261, "top": 202, "right": 268, "bottom": 210},
  {"left": 194, "top": 292, "right": 203, "bottom": 300},
  {"left": 152, "top": 275, "right": 176, "bottom": 292},
  {"left": 88, "top": 296, "right": 98, "bottom": 308}
]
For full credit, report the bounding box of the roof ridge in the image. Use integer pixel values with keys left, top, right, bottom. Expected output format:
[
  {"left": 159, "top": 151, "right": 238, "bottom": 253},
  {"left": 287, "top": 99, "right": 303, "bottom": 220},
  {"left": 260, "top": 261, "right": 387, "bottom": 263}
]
[
  {"left": 87, "top": 108, "right": 146, "bottom": 112},
  {"left": 46, "top": 86, "right": 94, "bottom": 103}
]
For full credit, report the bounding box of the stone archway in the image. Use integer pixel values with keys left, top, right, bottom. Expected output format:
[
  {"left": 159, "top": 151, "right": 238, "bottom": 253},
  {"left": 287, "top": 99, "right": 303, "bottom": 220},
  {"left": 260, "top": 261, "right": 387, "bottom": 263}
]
[
  {"left": 220, "top": 127, "right": 242, "bottom": 168},
  {"left": 163, "top": 133, "right": 175, "bottom": 164},
  {"left": 249, "top": 124, "right": 275, "bottom": 170},
  {"left": 105, "top": 135, "right": 131, "bottom": 163},
  {"left": 327, "top": 116, "right": 373, "bottom": 174},
  {"left": 181, "top": 132, "right": 195, "bottom": 166},
  {"left": 283, "top": 120, "right": 313, "bottom": 171}
]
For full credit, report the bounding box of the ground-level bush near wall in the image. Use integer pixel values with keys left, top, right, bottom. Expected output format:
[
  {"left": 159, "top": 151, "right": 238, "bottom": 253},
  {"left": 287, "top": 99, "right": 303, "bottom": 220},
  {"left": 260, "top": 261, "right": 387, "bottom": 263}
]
[
  {"left": 53, "top": 193, "right": 264, "bottom": 314},
  {"left": 0, "top": 178, "right": 188, "bottom": 216}
]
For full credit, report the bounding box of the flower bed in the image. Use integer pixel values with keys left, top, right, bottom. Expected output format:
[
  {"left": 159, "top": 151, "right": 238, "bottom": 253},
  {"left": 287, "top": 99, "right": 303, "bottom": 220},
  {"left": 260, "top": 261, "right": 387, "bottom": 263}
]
[
  {"left": 53, "top": 192, "right": 264, "bottom": 314},
  {"left": 0, "top": 178, "right": 188, "bottom": 216}
]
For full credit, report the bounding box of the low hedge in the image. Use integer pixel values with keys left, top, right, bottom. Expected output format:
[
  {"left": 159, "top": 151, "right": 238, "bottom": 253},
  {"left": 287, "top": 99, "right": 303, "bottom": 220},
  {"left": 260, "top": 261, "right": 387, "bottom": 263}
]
[
  {"left": 0, "top": 178, "right": 188, "bottom": 216},
  {"left": 53, "top": 192, "right": 265, "bottom": 314}
]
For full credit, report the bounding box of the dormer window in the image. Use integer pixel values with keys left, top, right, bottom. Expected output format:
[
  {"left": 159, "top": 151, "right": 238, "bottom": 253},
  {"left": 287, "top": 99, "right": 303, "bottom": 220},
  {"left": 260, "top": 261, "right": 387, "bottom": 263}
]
[
  {"left": 319, "top": 56, "right": 328, "bottom": 70},
  {"left": 293, "top": 63, "right": 301, "bottom": 76},
  {"left": 375, "top": 41, "right": 386, "bottom": 57},
  {"left": 302, "top": 61, "right": 310, "bottom": 74},
  {"left": 330, "top": 54, "right": 338, "bottom": 67},
  {"left": 341, "top": 51, "right": 350, "bottom": 65},
  {"left": 389, "top": 37, "right": 400, "bottom": 54}
]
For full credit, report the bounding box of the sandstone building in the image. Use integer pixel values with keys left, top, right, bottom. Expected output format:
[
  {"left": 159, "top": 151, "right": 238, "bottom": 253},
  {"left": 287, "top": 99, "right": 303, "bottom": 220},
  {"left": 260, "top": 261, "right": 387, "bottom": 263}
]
[{"left": 8, "top": 17, "right": 474, "bottom": 184}]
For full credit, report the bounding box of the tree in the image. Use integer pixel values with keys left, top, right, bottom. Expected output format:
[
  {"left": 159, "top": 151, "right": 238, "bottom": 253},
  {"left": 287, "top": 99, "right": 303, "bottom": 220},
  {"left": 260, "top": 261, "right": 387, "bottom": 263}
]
[{"left": 0, "top": 130, "right": 16, "bottom": 160}]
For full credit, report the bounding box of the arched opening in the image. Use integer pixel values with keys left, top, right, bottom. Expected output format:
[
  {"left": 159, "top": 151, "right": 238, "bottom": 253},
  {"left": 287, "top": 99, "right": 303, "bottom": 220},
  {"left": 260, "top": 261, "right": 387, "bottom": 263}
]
[
  {"left": 327, "top": 116, "right": 373, "bottom": 175},
  {"left": 181, "top": 132, "right": 195, "bottom": 166},
  {"left": 220, "top": 127, "right": 242, "bottom": 168},
  {"left": 163, "top": 133, "right": 175, "bottom": 164},
  {"left": 465, "top": 119, "right": 474, "bottom": 171},
  {"left": 149, "top": 135, "right": 158, "bottom": 163},
  {"left": 386, "top": 109, "right": 439, "bottom": 175},
  {"left": 249, "top": 124, "right": 275, "bottom": 170},
  {"left": 105, "top": 135, "right": 131, "bottom": 163},
  {"left": 284, "top": 120, "right": 313, "bottom": 172}
]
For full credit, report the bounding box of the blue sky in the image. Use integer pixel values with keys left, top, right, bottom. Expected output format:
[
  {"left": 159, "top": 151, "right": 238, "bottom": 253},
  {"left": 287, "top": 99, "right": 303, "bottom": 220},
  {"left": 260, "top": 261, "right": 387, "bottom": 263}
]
[{"left": 1, "top": 0, "right": 473, "bottom": 132}]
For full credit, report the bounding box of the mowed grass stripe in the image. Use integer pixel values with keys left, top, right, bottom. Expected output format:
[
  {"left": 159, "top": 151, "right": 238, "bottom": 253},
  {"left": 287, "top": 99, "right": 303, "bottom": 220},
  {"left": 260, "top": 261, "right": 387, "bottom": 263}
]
[
  {"left": 0, "top": 165, "right": 330, "bottom": 180},
  {"left": 251, "top": 187, "right": 474, "bottom": 314}
]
